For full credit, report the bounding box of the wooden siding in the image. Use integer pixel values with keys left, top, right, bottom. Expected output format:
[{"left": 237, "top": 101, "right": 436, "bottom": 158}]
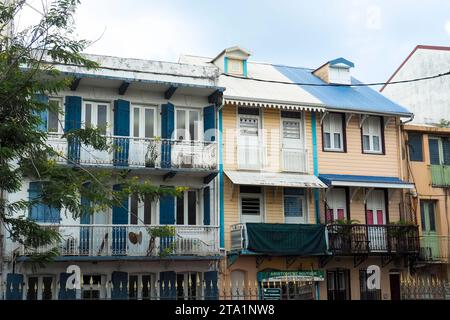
[{"left": 317, "top": 115, "right": 401, "bottom": 176}]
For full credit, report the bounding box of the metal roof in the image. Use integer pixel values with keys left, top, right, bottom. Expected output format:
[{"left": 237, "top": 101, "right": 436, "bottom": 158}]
[
  {"left": 225, "top": 171, "right": 327, "bottom": 188},
  {"left": 319, "top": 174, "right": 414, "bottom": 189},
  {"left": 274, "top": 65, "right": 412, "bottom": 116}
]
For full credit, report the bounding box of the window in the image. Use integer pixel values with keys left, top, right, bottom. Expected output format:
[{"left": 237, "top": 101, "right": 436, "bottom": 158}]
[
  {"left": 420, "top": 200, "right": 436, "bottom": 232},
  {"left": 327, "top": 269, "right": 351, "bottom": 300},
  {"left": 237, "top": 108, "right": 261, "bottom": 169},
  {"left": 359, "top": 269, "right": 381, "bottom": 300},
  {"left": 176, "top": 190, "right": 198, "bottom": 225},
  {"left": 283, "top": 188, "right": 306, "bottom": 223},
  {"left": 362, "top": 116, "right": 383, "bottom": 154},
  {"left": 323, "top": 113, "right": 344, "bottom": 151},
  {"left": 228, "top": 58, "right": 243, "bottom": 75},
  {"left": 26, "top": 276, "right": 54, "bottom": 300},
  {"left": 130, "top": 194, "right": 152, "bottom": 225},
  {"left": 175, "top": 108, "right": 200, "bottom": 141},
  {"left": 131, "top": 106, "right": 156, "bottom": 138},
  {"left": 325, "top": 188, "right": 347, "bottom": 223},
  {"left": 429, "top": 136, "right": 450, "bottom": 165},
  {"left": 47, "top": 99, "right": 61, "bottom": 133},
  {"left": 128, "top": 274, "right": 155, "bottom": 300},
  {"left": 176, "top": 273, "right": 200, "bottom": 300},
  {"left": 408, "top": 132, "right": 423, "bottom": 161},
  {"left": 28, "top": 182, "right": 60, "bottom": 223},
  {"left": 82, "top": 102, "right": 110, "bottom": 135},
  {"left": 82, "top": 275, "right": 103, "bottom": 300},
  {"left": 240, "top": 186, "right": 263, "bottom": 223}
]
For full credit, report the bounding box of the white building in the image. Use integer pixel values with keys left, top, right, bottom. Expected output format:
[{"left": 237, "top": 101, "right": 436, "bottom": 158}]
[{"left": 1, "top": 54, "right": 223, "bottom": 300}]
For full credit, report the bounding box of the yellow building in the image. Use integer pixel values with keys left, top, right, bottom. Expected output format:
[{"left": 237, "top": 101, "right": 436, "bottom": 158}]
[{"left": 401, "top": 124, "right": 450, "bottom": 281}]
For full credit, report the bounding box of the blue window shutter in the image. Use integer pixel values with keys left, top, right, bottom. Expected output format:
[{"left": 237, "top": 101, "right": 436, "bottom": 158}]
[
  {"left": 204, "top": 271, "right": 218, "bottom": 300},
  {"left": 159, "top": 271, "right": 176, "bottom": 300},
  {"left": 203, "top": 105, "right": 216, "bottom": 142},
  {"left": 159, "top": 189, "right": 175, "bottom": 225},
  {"left": 6, "top": 273, "right": 24, "bottom": 300},
  {"left": 35, "top": 94, "right": 48, "bottom": 131},
  {"left": 111, "top": 271, "right": 128, "bottom": 299},
  {"left": 429, "top": 139, "right": 440, "bottom": 165},
  {"left": 79, "top": 195, "right": 91, "bottom": 254},
  {"left": 112, "top": 184, "right": 128, "bottom": 254},
  {"left": 65, "top": 96, "right": 82, "bottom": 163},
  {"left": 28, "top": 182, "right": 60, "bottom": 223},
  {"left": 161, "top": 103, "right": 174, "bottom": 168},
  {"left": 113, "top": 99, "right": 130, "bottom": 166},
  {"left": 58, "top": 272, "right": 76, "bottom": 300},
  {"left": 203, "top": 186, "right": 210, "bottom": 225},
  {"left": 408, "top": 132, "right": 423, "bottom": 162}
]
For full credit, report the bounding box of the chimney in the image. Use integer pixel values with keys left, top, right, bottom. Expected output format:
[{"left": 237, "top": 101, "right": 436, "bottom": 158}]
[{"left": 313, "top": 57, "right": 354, "bottom": 85}]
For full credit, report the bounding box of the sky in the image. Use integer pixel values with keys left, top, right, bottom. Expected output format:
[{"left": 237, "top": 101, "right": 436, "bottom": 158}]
[{"left": 15, "top": 0, "right": 450, "bottom": 83}]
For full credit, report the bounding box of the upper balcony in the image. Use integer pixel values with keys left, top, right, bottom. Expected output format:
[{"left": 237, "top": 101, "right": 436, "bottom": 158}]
[
  {"left": 14, "top": 224, "right": 220, "bottom": 260},
  {"left": 429, "top": 165, "right": 450, "bottom": 187},
  {"left": 327, "top": 224, "right": 420, "bottom": 256},
  {"left": 48, "top": 134, "right": 217, "bottom": 174}
]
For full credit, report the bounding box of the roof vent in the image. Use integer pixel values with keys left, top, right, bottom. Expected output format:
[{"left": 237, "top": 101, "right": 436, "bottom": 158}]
[{"left": 313, "top": 57, "right": 354, "bottom": 85}]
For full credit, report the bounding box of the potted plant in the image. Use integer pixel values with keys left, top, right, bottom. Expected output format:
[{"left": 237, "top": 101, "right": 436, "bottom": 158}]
[
  {"left": 331, "top": 219, "right": 360, "bottom": 253},
  {"left": 146, "top": 225, "right": 176, "bottom": 257},
  {"left": 145, "top": 136, "right": 160, "bottom": 168}
]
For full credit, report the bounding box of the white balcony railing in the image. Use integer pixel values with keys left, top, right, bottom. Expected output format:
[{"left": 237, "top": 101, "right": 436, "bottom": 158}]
[
  {"left": 47, "top": 134, "right": 217, "bottom": 170},
  {"left": 282, "top": 148, "right": 308, "bottom": 173},
  {"left": 19, "top": 224, "right": 220, "bottom": 257}
]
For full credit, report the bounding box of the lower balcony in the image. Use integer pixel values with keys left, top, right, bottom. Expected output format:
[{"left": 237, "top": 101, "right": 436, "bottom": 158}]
[
  {"left": 327, "top": 224, "right": 419, "bottom": 255},
  {"left": 230, "top": 223, "right": 327, "bottom": 256},
  {"left": 18, "top": 224, "right": 220, "bottom": 258},
  {"left": 48, "top": 134, "right": 217, "bottom": 171},
  {"left": 419, "top": 235, "right": 449, "bottom": 263}
]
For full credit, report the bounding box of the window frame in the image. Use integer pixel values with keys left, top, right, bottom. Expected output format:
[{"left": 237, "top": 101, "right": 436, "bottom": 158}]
[
  {"left": 428, "top": 136, "right": 450, "bottom": 165},
  {"left": 47, "top": 97, "right": 64, "bottom": 134},
  {"left": 174, "top": 107, "right": 202, "bottom": 141},
  {"left": 407, "top": 132, "right": 423, "bottom": 162},
  {"left": 130, "top": 104, "right": 158, "bottom": 139},
  {"left": 361, "top": 116, "right": 384, "bottom": 155},
  {"left": 128, "top": 273, "right": 156, "bottom": 300},
  {"left": 26, "top": 275, "right": 55, "bottom": 300},
  {"left": 239, "top": 186, "right": 264, "bottom": 223},
  {"left": 81, "top": 101, "right": 111, "bottom": 136},
  {"left": 322, "top": 112, "right": 345, "bottom": 152},
  {"left": 175, "top": 189, "right": 200, "bottom": 226},
  {"left": 283, "top": 188, "right": 307, "bottom": 224},
  {"left": 325, "top": 187, "right": 349, "bottom": 223}
]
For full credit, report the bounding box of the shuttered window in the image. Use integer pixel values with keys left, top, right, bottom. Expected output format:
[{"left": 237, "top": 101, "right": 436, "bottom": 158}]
[
  {"left": 239, "top": 117, "right": 259, "bottom": 136},
  {"left": 362, "top": 116, "right": 383, "bottom": 153},
  {"left": 429, "top": 136, "right": 450, "bottom": 165},
  {"left": 323, "top": 113, "right": 344, "bottom": 151},
  {"left": 240, "top": 186, "right": 261, "bottom": 216},
  {"left": 408, "top": 132, "right": 423, "bottom": 161},
  {"left": 283, "top": 120, "right": 301, "bottom": 139},
  {"left": 28, "top": 182, "right": 60, "bottom": 223}
]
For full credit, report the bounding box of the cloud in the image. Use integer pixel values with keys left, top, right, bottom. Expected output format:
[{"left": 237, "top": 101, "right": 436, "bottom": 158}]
[
  {"left": 445, "top": 20, "right": 450, "bottom": 36},
  {"left": 366, "top": 5, "right": 382, "bottom": 30}
]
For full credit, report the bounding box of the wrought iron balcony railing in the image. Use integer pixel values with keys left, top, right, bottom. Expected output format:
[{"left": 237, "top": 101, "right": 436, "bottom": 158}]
[
  {"left": 15, "top": 224, "right": 220, "bottom": 258},
  {"left": 47, "top": 134, "right": 217, "bottom": 170},
  {"left": 327, "top": 224, "right": 420, "bottom": 255}
]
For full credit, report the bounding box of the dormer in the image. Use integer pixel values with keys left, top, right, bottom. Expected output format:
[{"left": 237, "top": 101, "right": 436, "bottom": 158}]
[
  {"left": 212, "top": 46, "right": 251, "bottom": 77},
  {"left": 313, "top": 57, "right": 354, "bottom": 85}
]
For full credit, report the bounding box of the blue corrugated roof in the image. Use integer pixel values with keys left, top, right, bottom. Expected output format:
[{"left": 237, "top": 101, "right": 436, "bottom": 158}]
[
  {"left": 274, "top": 65, "right": 412, "bottom": 116},
  {"left": 319, "top": 174, "right": 411, "bottom": 186}
]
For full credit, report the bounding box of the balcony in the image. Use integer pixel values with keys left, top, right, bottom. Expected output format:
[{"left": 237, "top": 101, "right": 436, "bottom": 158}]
[
  {"left": 48, "top": 134, "right": 217, "bottom": 171},
  {"left": 430, "top": 164, "right": 450, "bottom": 187},
  {"left": 17, "top": 224, "right": 220, "bottom": 258},
  {"left": 282, "top": 148, "right": 308, "bottom": 173},
  {"left": 230, "top": 223, "right": 327, "bottom": 256},
  {"left": 327, "top": 224, "right": 420, "bottom": 255},
  {"left": 419, "top": 235, "right": 449, "bottom": 263}
]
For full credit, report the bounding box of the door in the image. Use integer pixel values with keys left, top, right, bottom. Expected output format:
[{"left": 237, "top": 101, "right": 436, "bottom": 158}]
[
  {"left": 284, "top": 188, "right": 306, "bottom": 224},
  {"left": 237, "top": 115, "right": 261, "bottom": 169},
  {"left": 327, "top": 269, "right": 350, "bottom": 300},
  {"left": 420, "top": 200, "right": 439, "bottom": 260},
  {"left": 326, "top": 188, "right": 347, "bottom": 223},
  {"left": 174, "top": 109, "right": 201, "bottom": 168},
  {"left": 389, "top": 273, "right": 400, "bottom": 300},
  {"left": 130, "top": 106, "right": 157, "bottom": 166},
  {"left": 282, "top": 118, "right": 304, "bottom": 172},
  {"left": 80, "top": 102, "right": 110, "bottom": 164},
  {"left": 366, "top": 190, "right": 387, "bottom": 251}
]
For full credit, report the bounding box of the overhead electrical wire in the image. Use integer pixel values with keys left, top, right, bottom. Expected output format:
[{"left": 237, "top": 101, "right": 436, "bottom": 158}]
[{"left": 221, "top": 70, "right": 450, "bottom": 87}]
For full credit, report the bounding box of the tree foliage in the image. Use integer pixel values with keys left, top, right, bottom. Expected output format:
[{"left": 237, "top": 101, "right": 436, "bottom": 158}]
[{"left": 0, "top": 0, "right": 180, "bottom": 264}]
